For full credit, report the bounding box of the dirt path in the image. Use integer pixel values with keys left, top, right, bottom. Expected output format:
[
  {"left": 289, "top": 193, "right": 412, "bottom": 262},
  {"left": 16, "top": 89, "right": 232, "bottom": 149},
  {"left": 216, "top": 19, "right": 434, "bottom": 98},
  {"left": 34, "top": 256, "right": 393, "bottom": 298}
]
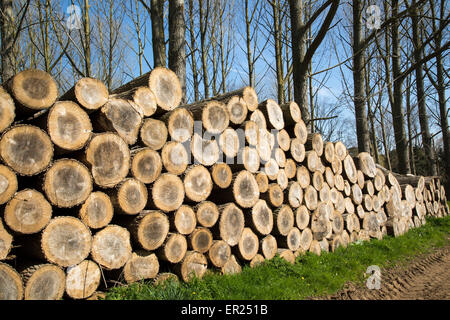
[{"left": 322, "top": 245, "right": 450, "bottom": 300}]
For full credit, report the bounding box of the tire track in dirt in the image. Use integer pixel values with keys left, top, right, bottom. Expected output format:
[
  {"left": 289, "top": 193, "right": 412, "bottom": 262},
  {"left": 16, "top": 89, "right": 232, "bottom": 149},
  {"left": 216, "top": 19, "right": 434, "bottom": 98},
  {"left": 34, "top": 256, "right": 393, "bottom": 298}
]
[{"left": 319, "top": 245, "right": 450, "bottom": 300}]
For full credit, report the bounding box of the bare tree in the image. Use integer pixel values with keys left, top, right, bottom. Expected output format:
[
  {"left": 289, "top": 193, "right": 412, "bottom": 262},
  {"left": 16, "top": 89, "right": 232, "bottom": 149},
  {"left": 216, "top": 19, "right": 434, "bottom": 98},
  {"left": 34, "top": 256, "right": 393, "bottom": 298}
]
[{"left": 168, "top": 0, "right": 186, "bottom": 103}]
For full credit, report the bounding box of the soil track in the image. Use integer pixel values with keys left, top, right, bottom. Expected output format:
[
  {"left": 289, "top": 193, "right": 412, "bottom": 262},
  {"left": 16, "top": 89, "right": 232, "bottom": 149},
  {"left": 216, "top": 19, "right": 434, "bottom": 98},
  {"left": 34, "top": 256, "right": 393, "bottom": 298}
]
[{"left": 322, "top": 244, "right": 450, "bottom": 300}]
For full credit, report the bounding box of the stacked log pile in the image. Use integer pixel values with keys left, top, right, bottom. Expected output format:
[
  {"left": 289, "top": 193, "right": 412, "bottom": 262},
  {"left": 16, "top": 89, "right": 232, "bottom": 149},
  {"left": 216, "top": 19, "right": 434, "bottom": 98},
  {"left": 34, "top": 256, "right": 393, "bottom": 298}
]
[{"left": 0, "top": 68, "right": 448, "bottom": 300}]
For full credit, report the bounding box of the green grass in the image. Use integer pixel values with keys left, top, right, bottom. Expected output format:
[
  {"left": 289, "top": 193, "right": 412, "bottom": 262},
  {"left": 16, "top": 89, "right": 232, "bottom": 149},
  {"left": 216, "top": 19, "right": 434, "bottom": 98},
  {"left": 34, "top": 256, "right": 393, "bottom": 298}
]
[{"left": 105, "top": 216, "right": 450, "bottom": 300}]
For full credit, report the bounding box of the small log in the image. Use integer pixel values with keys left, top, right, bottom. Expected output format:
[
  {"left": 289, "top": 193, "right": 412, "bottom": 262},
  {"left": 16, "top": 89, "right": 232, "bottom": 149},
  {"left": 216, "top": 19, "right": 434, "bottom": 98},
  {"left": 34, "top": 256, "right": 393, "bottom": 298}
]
[
  {"left": 4, "top": 189, "right": 52, "bottom": 235},
  {"left": 319, "top": 184, "right": 331, "bottom": 203},
  {"left": 188, "top": 227, "right": 213, "bottom": 253},
  {"left": 94, "top": 98, "right": 142, "bottom": 145},
  {"left": 110, "top": 178, "right": 148, "bottom": 215},
  {"left": 160, "top": 107, "right": 194, "bottom": 143},
  {"left": 79, "top": 191, "right": 113, "bottom": 229},
  {"left": 374, "top": 168, "right": 386, "bottom": 191},
  {"left": 277, "top": 169, "right": 289, "bottom": 190},
  {"left": 191, "top": 133, "right": 220, "bottom": 166},
  {"left": 224, "top": 96, "right": 248, "bottom": 125},
  {"left": 216, "top": 203, "right": 245, "bottom": 246},
  {"left": 172, "top": 205, "right": 197, "bottom": 235},
  {"left": 295, "top": 205, "right": 310, "bottom": 230},
  {"left": 256, "top": 129, "right": 272, "bottom": 162},
  {"left": 231, "top": 146, "right": 260, "bottom": 173},
  {"left": 273, "top": 204, "right": 294, "bottom": 236},
  {"left": 4, "top": 69, "right": 57, "bottom": 115},
  {"left": 219, "top": 128, "right": 240, "bottom": 158},
  {"left": 183, "top": 165, "right": 213, "bottom": 203},
  {"left": 123, "top": 251, "right": 160, "bottom": 283},
  {"left": 401, "top": 184, "right": 416, "bottom": 208},
  {"left": 362, "top": 212, "right": 380, "bottom": 238},
  {"left": 334, "top": 174, "right": 345, "bottom": 191},
  {"left": 140, "top": 118, "right": 168, "bottom": 151},
  {"left": 65, "top": 260, "right": 101, "bottom": 299},
  {"left": 363, "top": 194, "right": 373, "bottom": 211},
  {"left": 149, "top": 173, "right": 185, "bottom": 212},
  {"left": 311, "top": 203, "right": 333, "bottom": 241},
  {"left": 208, "top": 240, "right": 231, "bottom": 268},
  {"left": 331, "top": 157, "right": 342, "bottom": 175},
  {"left": 354, "top": 152, "right": 377, "bottom": 178},
  {"left": 195, "top": 201, "right": 219, "bottom": 228},
  {"left": 334, "top": 141, "right": 348, "bottom": 161},
  {"left": 39, "top": 216, "right": 92, "bottom": 267},
  {"left": 343, "top": 180, "right": 351, "bottom": 197},
  {"left": 280, "top": 101, "right": 301, "bottom": 126},
  {"left": 0, "top": 220, "right": 13, "bottom": 260},
  {"left": 300, "top": 228, "right": 313, "bottom": 251},
  {"left": 250, "top": 254, "right": 265, "bottom": 268},
  {"left": 255, "top": 171, "right": 269, "bottom": 193},
  {"left": 234, "top": 227, "right": 259, "bottom": 261},
  {"left": 305, "top": 150, "right": 319, "bottom": 172},
  {"left": 330, "top": 211, "right": 344, "bottom": 234},
  {"left": 0, "top": 125, "right": 53, "bottom": 176},
  {"left": 131, "top": 148, "right": 162, "bottom": 184},
  {"left": 304, "top": 185, "right": 318, "bottom": 211},
  {"left": 111, "top": 86, "right": 156, "bottom": 117},
  {"left": 297, "top": 166, "right": 310, "bottom": 189},
  {"left": 286, "top": 181, "right": 303, "bottom": 208},
  {"left": 277, "top": 129, "right": 291, "bottom": 152},
  {"left": 290, "top": 138, "right": 306, "bottom": 163},
  {"left": 357, "top": 170, "right": 365, "bottom": 189},
  {"left": 243, "top": 120, "right": 259, "bottom": 146},
  {"left": 291, "top": 119, "right": 308, "bottom": 144},
  {"left": 278, "top": 227, "right": 301, "bottom": 251},
  {"left": 211, "top": 163, "right": 232, "bottom": 189},
  {"left": 0, "top": 86, "right": 15, "bottom": 133},
  {"left": 20, "top": 263, "right": 65, "bottom": 300},
  {"left": 184, "top": 100, "right": 229, "bottom": 134},
  {"left": 125, "top": 210, "right": 170, "bottom": 251},
  {"left": 246, "top": 199, "right": 273, "bottom": 236},
  {"left": 210, "top": 86, "right": 258, "bottom": 111},
  {"left": 312, "top": 170, "right": 324, "bottom": 191},
  {"left": 46, "top": 101, "right": 92, "bottom": 152},
  {"left": 175, "top": 251, "right": 208, "bottom": 282},
  {"left": 322, "top": 141, "right": 335, "bottom": 164},
  {"left": 156, "top": 233, "right": 187, "bottom": 264},
  {"left": 60, "top": 77, "right": 108, "bottom": 111},
  {"left": 351, "top": 184, "right": 363, "bottom": 205},
  {"left": 259, "top": 99, "right": 284, "bottom": 130},
  {"left": 364, "top": 180, "right": 375, "bottom": 196},
  {"left": 343, "top": 154, "right": 358, "bottom": 184},
  {"left": 324, "top": 167, "right": 335, "bottom": 189},
  {"left": 91, "top": 224, "right": 132, "bottom": 270},
  {"left": 0, "top": 164, "right": 17, "bottom": 205},
  {"left": 43, "top": 159, "right": 93, "bottom": 208},
  {"left": 153, "top": 272, "right": 179, "bottom": 286},
  {"left": 230, "top": 170, "right": 260, "bottom": 208},
  {"left": 0, "top": 262, "right": 23, "bottom": 300},
  {"left": 277, "top": 249, "right": 295, "bottom": 264},
  {"left": 284, "top": 158, "right": 297, "bottom": 179},
  {"left": 261, "top": 183, "right": 284, "bottom": 207},
  {"left": 221, "top": 254, "right": 242, "bottom": 275},
  {"left": 260, "top": 234, "right": 278, "bottom": 260},
  {"left": 113, "top": 67, "right": 182, "bottom": 111},
  {"left": 305, "top": 133, "right": 324, "bottom": 157},
  {"left": 84, "top": 133, "right": 130, "bottom": 188},
  {"left": 274, "top": 148, "right": 286, "bottom": 168},
  {"left": 249, "top": 109, "right": 267, "bottom": 129},
  {"left": 264, "top": 158, "right": 279, "bottom": 180}
]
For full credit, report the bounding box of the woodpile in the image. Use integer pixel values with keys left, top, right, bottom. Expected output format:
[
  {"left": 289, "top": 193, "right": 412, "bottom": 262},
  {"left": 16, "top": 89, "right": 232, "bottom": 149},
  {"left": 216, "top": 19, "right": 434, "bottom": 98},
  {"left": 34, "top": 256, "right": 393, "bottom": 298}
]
[{"left": 0, "top": 68, "right": 448, "bottom": 300}]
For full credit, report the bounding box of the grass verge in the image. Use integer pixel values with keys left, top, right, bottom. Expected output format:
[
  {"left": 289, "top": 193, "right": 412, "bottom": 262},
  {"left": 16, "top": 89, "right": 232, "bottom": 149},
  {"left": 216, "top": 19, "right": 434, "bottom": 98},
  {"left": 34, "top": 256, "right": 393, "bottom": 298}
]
[{"left": 105, "top": 216, "right": 450, "bottom": 300}]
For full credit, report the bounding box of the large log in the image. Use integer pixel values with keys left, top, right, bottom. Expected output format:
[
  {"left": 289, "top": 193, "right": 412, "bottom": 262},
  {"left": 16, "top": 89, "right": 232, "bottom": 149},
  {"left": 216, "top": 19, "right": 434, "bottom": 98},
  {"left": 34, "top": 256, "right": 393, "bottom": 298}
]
[
  {"left": 0, "top": 125, "right": 53, "bottom": 176},
  {"left": 280, "top": 101, "right": 301, "bottom": 126},
  {"left": 60, "top": 77, "right": 109, "bottom": 112},
  {"left": 20, "top": 263, "right": 65, "bottom": 300}
]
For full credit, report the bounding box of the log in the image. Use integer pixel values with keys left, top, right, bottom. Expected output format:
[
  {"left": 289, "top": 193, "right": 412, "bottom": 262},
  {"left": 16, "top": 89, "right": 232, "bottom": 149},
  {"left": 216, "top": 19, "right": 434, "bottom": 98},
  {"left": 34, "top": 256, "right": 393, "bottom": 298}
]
[
  {"left": 230, "top": 170, "right": 260, "bottom": 208},
  {"left": 195, "top": 201, "right": 219, "bottom": 228},
  {"left": 243, "top": 120, "right": 259, "bottom": 146},
  {"left": 4, "top": 69, "right": 57, "bottom": 115},
  {"left": 208, "top": 240, "right": 231, "bottom": 268},
  {"left": 284, "top": 158, "right": 297, "bottom": 179},
  {"left": 354, "top": 152, "right": 377, "bottom": 178},
  {"left": 250, "top": 254, "right": 265, "bottom": 268},
  {"left": 304, "top": 185, "right": 318, "bottom": 211},
  {"left": 91, "top": 224, "right": 132, "bottom": 270},
  {"left": 274, "top": 148, "right": 286, "bottom": 168},
  {"left": 374, "top": 168, "right": 386, "bottom": 191},
  {"left": 256, "top": 129, "right": 272, "bottom": 162},
  {"left": 277, "top": 129, "right": 291, "bottom": 152},
  {"left": 330, "top": 211, "right": 344, "bottom": 234},
  {"left": 363, "top": 194, "right": 373, "bottom": 211},
  {"left": 351, "top": 184, "right": 363, "bottom": 205},
  {"left": 290, "top": 138, "right": 306, "bottom": 163},
  {"left": 79, "top": 191, "right": 113, "bottom": 229},
  {"left": 60, "top": 77, "right": 109, "bottom": 111},
  {"left": 260, "top": 234, "right": 278, "bottom": 260},
  {"left": 175, "top": 251, "right": 207, "bottom": 282},
  {"left": 20, "top": 263, "right": 65, "bottom": 300},
  {"left": 39, "top": 216, "right": 92, "bottom": 267},
  {"left": 223, "top": 96, "right": 248, "bottom": 125},
  {"left": 277, "top": 249, "right": 295, "bottom": 264},
  {"left": 111, "top": 86, "right": 156, "bottom": 117},
  {"left": 131, "top": 148, "right": 162, "bottom": 184},
  {"left": 364, "top": 180, "right": 375, "bottom": 196},
  {"left": 216, "top": 203, "right": 245, "bottom": 246},
  {"left": 0, "top": 164, "right": 17, "bottom": 205},
  {"left": 297, "top": 166, "right": 310, "bottom": 189},
  {"left": 0, "top": 125, "right": 53, "bottom": 176},
  {"left": 152, "top": 272, "right": 179, "bottom": 286},
  {"left": 258, "top": 99, "right": 284, "bottom": 130},
  {"left": 278, "top": 227, "right": 301, "bottom": 251},
  {"left": 149, "top": 173, "right": 185, "bottom": 212},
  {"left": 250, "top": 109, "right": 267, "bottom": 129},
  {"left": 286, "top": 181, "right": 303, "bottom": 208},
  {"left": 219, "top": 128, "right": 240, "bottom": 159},
  {"left": 140, "top": 118, "right": 168, "bottom": 151},
  {"left": 172, "top": 205, "right": 197, "bottom": 235},
  {"left": 280, "top": 101, "right": 301, "bottom": 126},
  {"left": 319, "top": 184, "right": 331, "bottom": 203},
  {"left": 322, "top": 141, "right": 335, "bottom": 164},
  {"left": 43, "top": 101, "right": 92, "bottom": 153},
  {"left": 305, "top": 133, "right": 324, "bottom": 157},
  {"left": 0, "top": 86, "right": 15, "bottom": 133},
  {"left": 0, "top": 262, "right": 23, "bottom": 300},
  {"left": 65, "top": 260, "right": 101, "bottom": 299},
  {"left": 234, "top": 227, "right": 259, "bottom": 261},
  {"left": 113, "top": 67, "right": 182, "bottom": 112},
  {"left": 291, "top": 119, "right": 308, "bottom": 144},
  {"left": 362, "top": 212, "right": 380, "bottom": 238},
  {"left": 184, "top": 100, "right": 229, "bottom": 134},
  {"left": 43, "top": 159, "right": 93, "bottom": 208},
  {"left": 0, "top": 220, "right": 13, "bottom": 260},
  {"left": 264, "top": 158, "right": 279, "bottom": 180},
  {"left": 255, "top": 171, "right": 269, "bottom": 193},
  {"left": 246, "top": 199, "right": 273, "bottom": 236},
  {"left": 4, "top": 189, "right": 52, "bottom": 235},
  {"left": 401, "top": 184, "right": 416, "bottom": 208},
  {"left": 191, "top": 133, "right": 220, "bottom": 166},
  {"left": 94, "top": 98, "right": 143, "bottom": 145},
  {"left": 210, "top": 86, "right": 258, "bottom": 112},
  {"left": 300, "top": 228, "right": 313, "bottom": 251},
  {"left": 261, "top": 183, "right": 284, "bottom": 207},
  {"left": 305, "top": 150, "right": 319, "bottom": 172},
  {"left": 110, "top": 178, "right": 148, "bottom": 215},
  {"left": 125, "top": 210, "right": 170, "bottom": 251},
  {"left": 343, "top": 180, "right": 351, "bottom": 197},
  {"left": 188, "top": 227, "right": 213, "bottom": 253},
  {"left": 356, "top": 170, "right": 365, "bottom": 189},
  {"left": 211, "top": 163, "right": 232, "bottom": 189},
  {"left": 312, "top": 170, "right": 324, "bottom": 191},
  {"left": 123, "top": 251, "right": 160, "bottom": 283},
  {"left": 343, "top": 154, "right": 358, "bottom": 184},
  {"left": 295, "top": 205, "right": 310, "bottom": 230},
  {"left": 221, "top": 254, "right": 242, "bottom": 275},
  {"left": 183, "top": 165, "right": 213, "bottom": 203},
  {"left": 277, "top": 169, "right": 289, "bottom": 190},
  {"left": 273, "top": 205, "right": 294, "bottom": 236},
  {"left": 232, "top": 146, "right": 260, "bottom": 173},
  {"left": 160, "top": 107, "right": 194, "bottom": 143},
  {"left": 311, "top": 203, "right": 333, "bottom": 241},
  {"left": 84, "top": 133, "right": 130, "bottom": 188},
  {"left": 334, "top": 141, "right": 347, "bottom": 161}
]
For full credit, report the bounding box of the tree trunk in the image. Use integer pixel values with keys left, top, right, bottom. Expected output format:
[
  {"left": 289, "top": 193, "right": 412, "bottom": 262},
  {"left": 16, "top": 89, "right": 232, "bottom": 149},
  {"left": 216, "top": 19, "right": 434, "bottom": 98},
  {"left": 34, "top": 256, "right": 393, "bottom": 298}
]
[
  {"left": 151, "top": 0, "right": 166, "bottom": 68},
  {"left": 1, "top": 0, "right": 15, "bottom": 82}
]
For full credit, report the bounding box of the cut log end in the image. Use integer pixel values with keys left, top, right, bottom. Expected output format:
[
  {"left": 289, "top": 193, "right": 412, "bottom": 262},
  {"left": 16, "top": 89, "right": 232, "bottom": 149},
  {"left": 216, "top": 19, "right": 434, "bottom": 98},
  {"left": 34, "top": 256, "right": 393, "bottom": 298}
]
[
  {"left": 173, "top": 205, "right": 197, "bottom": 235},
  {"left": 195, "top": 201, "right": 219, "bottom": 228},
  {"left": 166, "top": 107, "right": 194, "bottom": 143},
  {"left": 0, "top": 262, "right": 23, "bottom": 300},
  {"left": 114, "top": 178, "right": 148, "bottom": 215},
  {"left": 65, "top": 77, "right": 109, "bottom": 111},
  {"left": 140, "top": 118, "right": 168, "bottom": 151},
  {"left": 131, "top": 148, "right": 162, "bottom": 184},
  {"left": 189, "top": 227, "right": 213, "bottom": 253},
  {"left": 21, "top": 264, "right": 65, "bottom": 300},
  {"left": 151, "top": 173, "right": 185, "bottom": 212},
  {"left": 233, "top": 170, "right": 260, "bottom": 208},
  {"left": 226, "top": 96, "right": 248, "bottom": 124},
  {"left": 184, "top": 165, "right": 213, "bottom": 202},
  {"left": 218, "top": 203, "right": 245, "bottom": 246},
  {"left": 0, "top": 164, "right": 18, "bottom": 205},
  {"left": 148, "top": 67, "right": 182, "bottom": 111},
  {"left": 79, "top": 191, "right": 113, "bottom": 229},
  {"left": 123, "top": 252, "right": 159, "bottom": 283},
  {"left": 177, "top": 251, "right": 207, "bottom": 282},
  {"left": 65, "top": 260, "right": 101, "bottom": 299},
  {"left": 211, "top": 163, "right": 232, "bottom": 189},
  {"left": 0, "top": 87, "right": 15, "bottom": 133},
  {"left": 208, "top": 240, "right": 231, "bottom": 268},
  {"left": 159, "top": 234, "right": 187, "bottom": 264}
]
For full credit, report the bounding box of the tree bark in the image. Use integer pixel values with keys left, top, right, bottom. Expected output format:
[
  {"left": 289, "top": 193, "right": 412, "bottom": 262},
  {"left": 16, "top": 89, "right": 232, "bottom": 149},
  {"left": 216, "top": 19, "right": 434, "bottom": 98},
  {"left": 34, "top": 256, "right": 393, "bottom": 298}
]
[{"left": 151, "top": 0, "right": 166, "bottom": 68}]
